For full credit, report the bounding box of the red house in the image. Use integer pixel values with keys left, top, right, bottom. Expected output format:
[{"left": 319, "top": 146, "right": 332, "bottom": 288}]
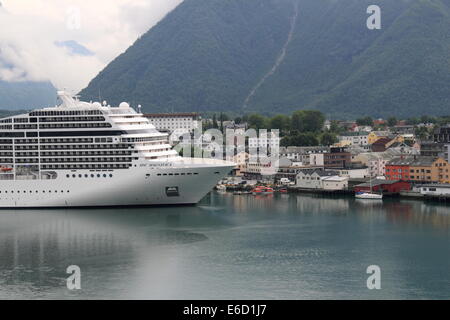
[
  {"left": 385, "top": 156, "right": 414, "bottom": 181},
  {"left": 354, "top": 179, "right": 411, "bottom": 194}
]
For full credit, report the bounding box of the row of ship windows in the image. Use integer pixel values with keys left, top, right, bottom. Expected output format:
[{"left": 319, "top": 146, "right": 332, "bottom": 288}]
[
  {"left": 6, "top": 151, "right": 134, "bottom": 156},
  {"left": 29, "top": 110, "right": 103, "bottom": 116},
  {"left": 122, "top": 137, "right": 167, "bottom": 142},
  {"left": 39, "top": 123, "right": 112, "bottom": 129},
  {"left": 1, "top": 144, "right": 133, "bottom": 151},
  {"left": 40, "top": 116, "right": 106, "bottom": 122},
  {"left": 42, "top": 164, "right": 132, "bottom": 170},
  {"left": 42, "top": 144, "right": 132, "bottom": 150},
  {"left": 0, "top": 118, "right": 28, "bottom": 123},
  {"left": 157, "top": 173, "right": 199, "bottom": 176},
  {"left": 0, "top": 138, "right": 166, "bottom": 145},
  {"left": 0, "top": 190, "right": 71, "bottom": 194},
  {"left": 66, "top": 173, "right": 113, "bottom": 178},
  {"left": 13, "top": 158, "right": 135, "bottom": 163},
  {"left": 0, "top": 138, "right": 95, "bottom": 144}
]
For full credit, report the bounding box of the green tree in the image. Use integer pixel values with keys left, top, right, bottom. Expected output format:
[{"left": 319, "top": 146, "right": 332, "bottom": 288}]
[
  {"left": 329, "top": 120, "right": 342, "bottom": 133},
  {"left": 387, "top": 117, "right": 397, "bottom": 127},
  {"left": 282, "top": 132, "right": 319, "bottom": 147},
  {"left": 248, "top": 114, "right": 268, "bottom": 130},
  {"left": 320, "top": 132, "right": 337, "bottom": 146},
  {"left": 356, "top": 117, "right": 373, "bottom": 126},
  {"left": 212, "top": 114, "right": 218, "bottom": 129},
  {"left": 291, "top": 110, "right": 325, "bottom": 133},
  {"left": 270, "top": 114, "right": 290, "bottom": 133},
  {"left": 415, "top": 126, "right": 429, "bottom": 140}
]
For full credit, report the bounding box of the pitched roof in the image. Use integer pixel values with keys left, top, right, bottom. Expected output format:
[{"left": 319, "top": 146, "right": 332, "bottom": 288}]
[
  {"left": 356, "top": 179, "right": 402, "bottom": 187},
  {"left": 387, "top": 156, "right": 437, "bottom": 166},
  {"left": 297, "top": 169, "right": 339, "bottom": 177}
]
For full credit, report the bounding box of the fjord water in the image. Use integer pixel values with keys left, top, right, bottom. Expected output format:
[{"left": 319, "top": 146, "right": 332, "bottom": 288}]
[{"left": 0, "top": 192, "right": 449, "bottom": 299}]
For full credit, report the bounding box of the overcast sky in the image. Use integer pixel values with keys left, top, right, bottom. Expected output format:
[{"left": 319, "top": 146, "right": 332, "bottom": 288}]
[{"left": 0, "top": 0, "right": 182, "bottom": 92}]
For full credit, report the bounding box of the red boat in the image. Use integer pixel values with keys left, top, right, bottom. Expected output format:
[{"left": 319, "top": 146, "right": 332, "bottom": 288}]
[
  {"left": 0, "top": 167, "right": 12, "bottom": 172},
  {"left": 252, "top": 186, "right": 274, "bottom": 195}
]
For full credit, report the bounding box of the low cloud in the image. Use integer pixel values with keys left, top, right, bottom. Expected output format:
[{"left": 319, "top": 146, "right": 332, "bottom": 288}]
[{"left": 0, "top": 0, "right": 182, "bottom": 92}]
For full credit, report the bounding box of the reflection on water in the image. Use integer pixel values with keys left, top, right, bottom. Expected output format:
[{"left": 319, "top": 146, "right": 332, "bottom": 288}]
[{"left": 0, "top": 193, "right": 449, "bottom": 299}]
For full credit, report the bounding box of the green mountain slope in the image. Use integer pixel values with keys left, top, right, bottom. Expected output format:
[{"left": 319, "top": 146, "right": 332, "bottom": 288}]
[
  {"left": 80, "top": 0, "right": 450, "bottom": 118},
  {"left": 0, "top": 81, "right": 56, "bottom": 110}
]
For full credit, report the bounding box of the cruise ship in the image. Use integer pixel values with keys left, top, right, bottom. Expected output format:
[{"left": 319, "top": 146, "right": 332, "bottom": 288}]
[{"left": 0, "top": 91, "right": 235, "bottom": 208}]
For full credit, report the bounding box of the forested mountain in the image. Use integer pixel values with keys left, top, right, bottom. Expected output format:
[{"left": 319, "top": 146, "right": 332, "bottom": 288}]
[
  {"left": 0, "top": 81, "right": 56, "bottom": 110},
  {"left": 79, "top": 0, "right": 450, "bottom": 118}
]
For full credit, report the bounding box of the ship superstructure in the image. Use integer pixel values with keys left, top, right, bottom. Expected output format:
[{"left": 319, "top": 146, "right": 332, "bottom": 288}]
[{"left": 0, "top": 91, "right": 234, "bottom": 207}]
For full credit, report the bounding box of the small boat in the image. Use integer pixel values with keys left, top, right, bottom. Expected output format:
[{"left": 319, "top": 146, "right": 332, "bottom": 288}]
[
  {"left": 0, "top": 167, "right": 12, "bottom": 172},
  {"left": 355, "top": 192, "right": 383, "bottom": 200},
  {"left": 252, "top": 186, "right": 274, "bottom": 195},
  {"left": 355, "top": 178, "right": 383, "bottom": 200},
  {"left": 216, "top": 184, "right": 227, "bottom": 191},
  {"left": 278, "top": 188, "right": 288, "bottom": 193}
]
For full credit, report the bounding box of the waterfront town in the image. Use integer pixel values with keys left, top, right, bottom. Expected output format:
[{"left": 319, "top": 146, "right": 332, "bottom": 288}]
[{"left": 144, "top": 111, "right": 450, "bottom": 201}]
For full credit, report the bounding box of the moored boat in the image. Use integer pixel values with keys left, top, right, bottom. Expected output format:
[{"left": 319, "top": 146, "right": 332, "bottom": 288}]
[
  {"left": 355, "top": 192, "right": 383, "bottom": 200},
  {"left": 252, "top": 186, "right": 274, "bottom": 195}
]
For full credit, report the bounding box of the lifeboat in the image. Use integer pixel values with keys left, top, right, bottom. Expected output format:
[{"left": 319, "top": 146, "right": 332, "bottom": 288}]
[
  {"left": 252, "top": 186, "right": 274, "bottom": 195},
  {"left": 0, "top": 167, "right": 12, "bottom": 172}
]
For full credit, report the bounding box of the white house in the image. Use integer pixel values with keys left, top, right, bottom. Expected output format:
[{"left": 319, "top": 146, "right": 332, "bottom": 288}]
[
  {"left": 338, "top": 132, "right": 370, "bottom": 146},
  {"left": 309, "top": 153, "right": 325, "bottom": 166},
  {"left": 248, "top": 131, "right": 280, "bottom": 151},
  {"left": 337, "top": 167, "right": 370, "bottom": 179},
  {"left": 279, "top": 146, "right": 329, "bottom": 164},
  {"left": 295, "top": 169, "right": 340, "bottom": 189},
  {"left": 144, "top": 113, "right": 199, "bottom": 133},
  {"left": 322, "top": 176, "right": 349, "bottom": 191},
  {"left": 419, "top": 184, "right": 450, "bottom": 196},
  {"left": 230, "top": 152, "right": 249, "bottom": 176}
]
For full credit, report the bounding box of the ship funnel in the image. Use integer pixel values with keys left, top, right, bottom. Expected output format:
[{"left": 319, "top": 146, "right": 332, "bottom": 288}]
[{"left": 57, "top": 90, "right": 79, "bottom": 108}]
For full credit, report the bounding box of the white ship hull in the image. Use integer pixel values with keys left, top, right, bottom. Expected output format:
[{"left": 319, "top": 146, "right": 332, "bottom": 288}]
[
  {"left": 0, "top": 91, "right": 236, "bottom": 208},
  {"left": 0, "top": 159, "right": 234, "bottom": 208}
]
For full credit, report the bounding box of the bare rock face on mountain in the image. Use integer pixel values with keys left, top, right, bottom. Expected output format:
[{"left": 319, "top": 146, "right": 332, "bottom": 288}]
[{"left": 79, "top": 0, "right": 450, "bottom": 118}]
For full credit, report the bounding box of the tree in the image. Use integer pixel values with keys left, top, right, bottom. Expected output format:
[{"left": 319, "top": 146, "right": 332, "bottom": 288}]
[
  {"left": 329, "top": 120, "right": 342, "bottom": 133},
  {"left": 269, "top": 114, "right": 290, "bottom": 133},
  {"left": 320, "top": 132, "right": 337, "bottom": 146},
  {"left": 293, "top": 133, "right": 319, "bottom": 146},
  {"left": 356, "top": 116, "right": 373, "bottom": 126},
  {"left": 415, "top": 126, "right": 429, "bottom": 140},
  {"left": 212, "top": 114, "right": 218, "bottom": 129},
  {"left": 247, "top": 114, "right": 268, "bottom": 130},
  {"left": 234, "top": 116, "right": 242, "bottom": 124},
  {"left": 291, "top": 110, "right": 325, "bottom": 133},
  {"left": 387, "top": 117, "right": 397, "bottom": 127},
  {"left": 282, "top": 132, "right": 319, "bottom": 147}
]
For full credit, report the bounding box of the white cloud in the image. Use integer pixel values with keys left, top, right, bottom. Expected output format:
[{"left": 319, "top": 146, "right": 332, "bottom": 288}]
[{"left": 0, "top": 0, "right": 182, "bottom": 91}]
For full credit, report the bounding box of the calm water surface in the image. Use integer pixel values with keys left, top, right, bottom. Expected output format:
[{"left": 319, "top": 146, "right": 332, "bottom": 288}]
[{"left": 0, "top": 192, "right": 449, "bottom": 299}]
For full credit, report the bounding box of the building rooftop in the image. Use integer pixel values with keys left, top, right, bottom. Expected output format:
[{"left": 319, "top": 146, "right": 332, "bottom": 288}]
[
  {"left": 387, "top": 156, "right": 437, "bottom": 166},
  {"left": 144, "top": 112, "right": 199, "bottom": 118},
  {"left": 420, "top": 184, "right": 450, "bottom": 188},
  {"left": 298, "top": 169, "right": 339, "bottom": 177},
  {"left": 280, "top": 146, "right": 330, "bottom": 154},
  {"left": 356, "top": 179, "right": 402, "bottom": 187},
  {"left": 339, "top": 132, "right": 370, "bottom": 137}
]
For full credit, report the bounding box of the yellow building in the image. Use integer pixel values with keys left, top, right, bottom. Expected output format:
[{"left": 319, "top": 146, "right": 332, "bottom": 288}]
[
  {"left": 368, "top": 131, "right": 390, "bottom": 144},
  {"left": 409, "top": 157, "right": 450, "bottom": 184}
]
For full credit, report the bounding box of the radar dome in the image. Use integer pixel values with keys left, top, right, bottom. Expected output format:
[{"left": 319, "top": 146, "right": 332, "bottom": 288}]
[
  {"left": 119, "top": 102, "right": 130, "bottom": 108},
  {"left": 92, "top": 102, "right": 102, "bottom": 108}
]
